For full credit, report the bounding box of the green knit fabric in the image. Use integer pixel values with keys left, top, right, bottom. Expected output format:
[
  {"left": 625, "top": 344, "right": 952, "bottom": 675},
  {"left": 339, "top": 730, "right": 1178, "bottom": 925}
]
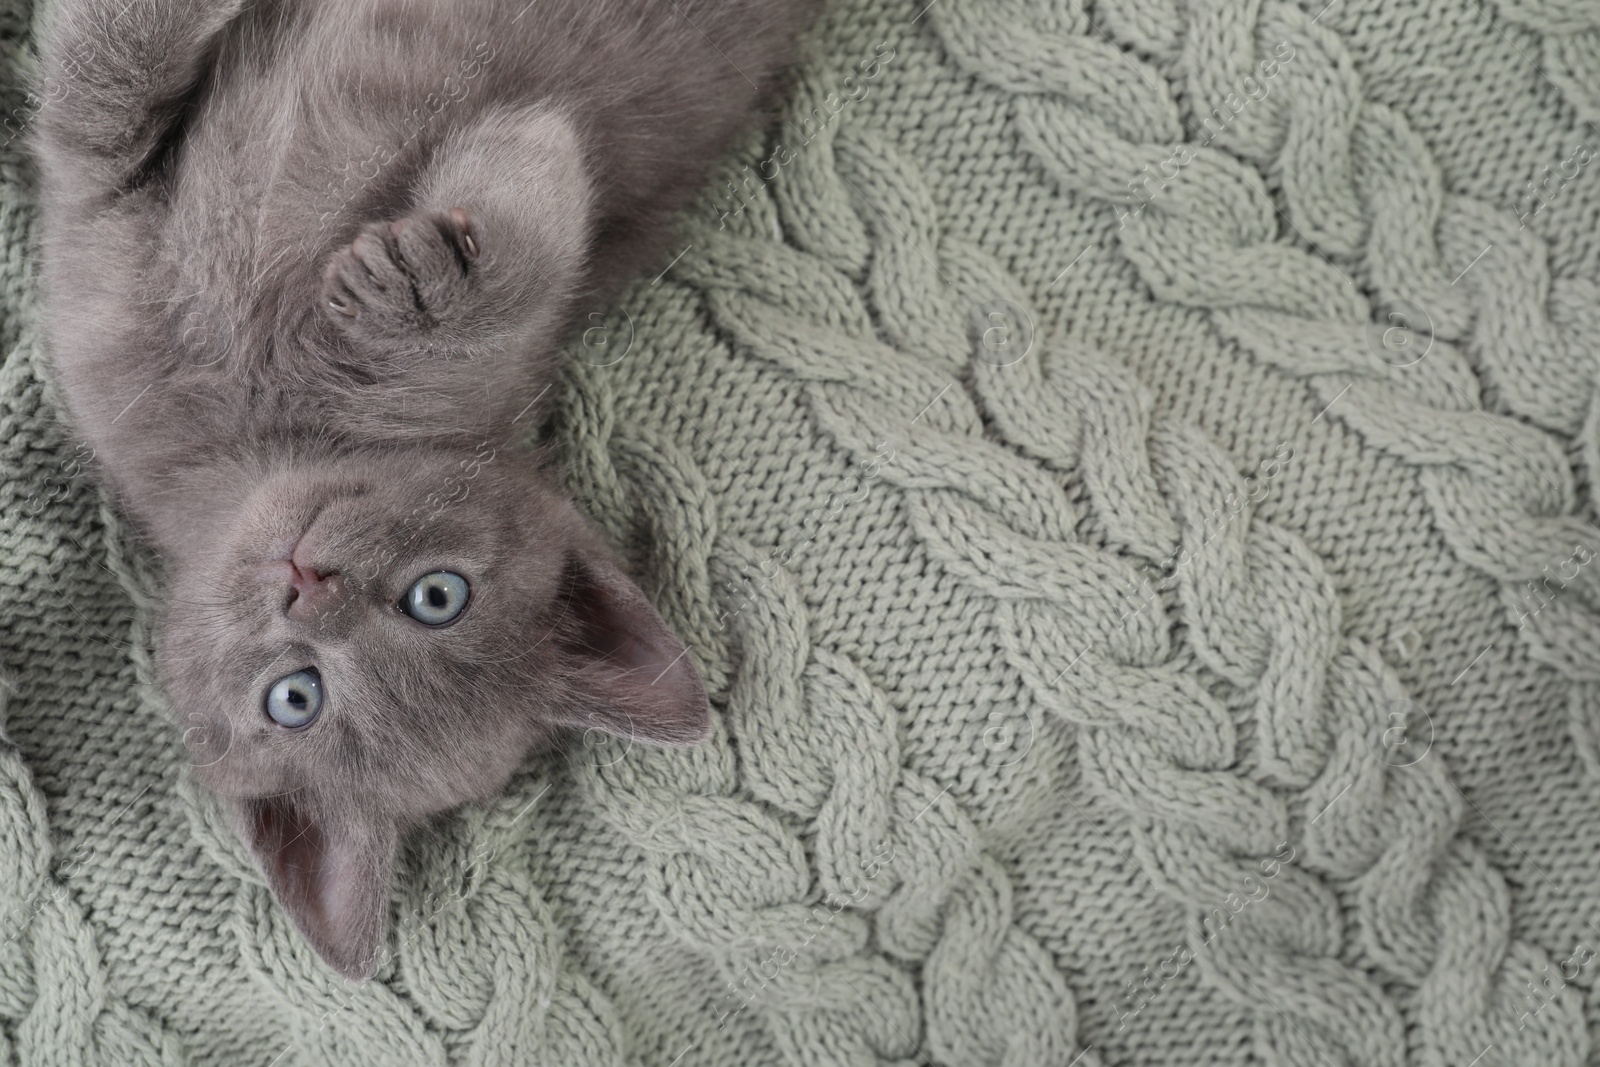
[{"left": 4, "top": 0, "right": 1600, "bottom": 1061}]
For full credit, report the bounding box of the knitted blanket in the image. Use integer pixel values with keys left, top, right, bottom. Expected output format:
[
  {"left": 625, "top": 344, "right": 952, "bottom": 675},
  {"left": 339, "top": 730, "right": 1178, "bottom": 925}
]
[{"left": 4, "top": 0, "right": 1600, "bottom": 1061}]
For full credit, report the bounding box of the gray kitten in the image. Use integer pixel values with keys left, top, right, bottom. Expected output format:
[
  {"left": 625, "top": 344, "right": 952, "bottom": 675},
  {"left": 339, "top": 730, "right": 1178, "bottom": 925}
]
[{"left": 29, "top": 0, "right": 816, "bottom": 979}]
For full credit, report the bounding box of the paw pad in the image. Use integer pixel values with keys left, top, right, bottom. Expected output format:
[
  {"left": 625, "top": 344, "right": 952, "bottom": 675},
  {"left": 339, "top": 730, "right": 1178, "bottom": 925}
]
[{"left": 321, "top": 208, "right": 479, "bottom": 332}]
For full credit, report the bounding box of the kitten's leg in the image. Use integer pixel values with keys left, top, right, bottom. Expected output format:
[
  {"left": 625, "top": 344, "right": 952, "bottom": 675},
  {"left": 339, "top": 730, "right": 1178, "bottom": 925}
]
[
  {"left": 32, "top": 0, "right": 247, "bottom": 188},
  {"left": 320, "top": 105, "right": 595, "bottom": 361}
]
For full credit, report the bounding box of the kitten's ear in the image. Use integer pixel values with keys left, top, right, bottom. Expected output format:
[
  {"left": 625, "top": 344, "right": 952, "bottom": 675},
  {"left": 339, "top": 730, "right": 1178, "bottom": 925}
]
[
  {"left": 554, "top": 553, "right": 713, "bottom": 746},
  {"left": 233, "top": 792, "right": 396, "bottom": 981}
]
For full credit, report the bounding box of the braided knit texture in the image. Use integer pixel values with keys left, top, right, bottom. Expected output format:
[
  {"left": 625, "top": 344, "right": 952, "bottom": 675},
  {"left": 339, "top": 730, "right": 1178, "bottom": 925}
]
[{"left": 5, "top": 0, "right": 1600, "bottom": 1062}]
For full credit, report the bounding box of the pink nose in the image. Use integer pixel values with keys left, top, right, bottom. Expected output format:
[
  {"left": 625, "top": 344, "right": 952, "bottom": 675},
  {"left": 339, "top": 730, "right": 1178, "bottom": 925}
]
[{"left": 284, "top": 561, "right": 349, "bottom": 622}]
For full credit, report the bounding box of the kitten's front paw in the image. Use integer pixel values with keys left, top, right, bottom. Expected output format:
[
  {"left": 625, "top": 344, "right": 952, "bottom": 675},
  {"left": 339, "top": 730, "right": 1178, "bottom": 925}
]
[{"left": 321, "top": 208, "right": 479, "bottom": 343}]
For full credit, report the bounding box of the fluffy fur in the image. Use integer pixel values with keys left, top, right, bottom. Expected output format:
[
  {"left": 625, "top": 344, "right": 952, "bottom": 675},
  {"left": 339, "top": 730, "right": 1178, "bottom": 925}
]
[{"left": 29, "top": 0, "right": 816, "bottom": 979}]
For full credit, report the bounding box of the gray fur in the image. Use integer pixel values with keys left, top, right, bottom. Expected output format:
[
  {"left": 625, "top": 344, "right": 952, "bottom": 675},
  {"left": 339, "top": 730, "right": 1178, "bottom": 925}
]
[{"left": 30, "top": 0, "right": 815, "bottom": 979}]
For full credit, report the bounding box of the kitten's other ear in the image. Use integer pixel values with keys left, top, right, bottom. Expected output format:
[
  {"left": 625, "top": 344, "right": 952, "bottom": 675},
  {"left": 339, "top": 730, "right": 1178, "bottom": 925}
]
[
  {"left": 233, "top": 792, "right": 396, "bottom": 981},
  {"left": 554, "top": 553, "right": 713, "bottom": 746}
]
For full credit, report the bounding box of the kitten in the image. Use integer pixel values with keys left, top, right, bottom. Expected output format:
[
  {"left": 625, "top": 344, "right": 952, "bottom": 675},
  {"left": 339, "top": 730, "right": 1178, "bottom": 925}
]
[{"left": 29, "top": 0, "right": 817, "bottom": 979}]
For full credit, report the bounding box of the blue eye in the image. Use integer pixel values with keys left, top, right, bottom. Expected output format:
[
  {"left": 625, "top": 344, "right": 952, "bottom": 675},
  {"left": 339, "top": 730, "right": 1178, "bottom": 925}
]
[
  {"left": 402, "top": 570, "right": 469, "bottom": 625},
  {"left": 266, "top": 668, "right": 323, "bottom": 728}
]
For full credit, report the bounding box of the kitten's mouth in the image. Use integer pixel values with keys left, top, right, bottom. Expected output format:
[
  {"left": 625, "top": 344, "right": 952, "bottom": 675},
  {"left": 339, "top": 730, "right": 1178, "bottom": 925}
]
[
  {"left": 283, "top": 514, "right": 343, "bottom": 601},
  {"left": 282, "top": 559, "right": 339, "bottom": 613},
  {"left": 287, "top": 532, "right": 324, "bottom": 575},
  {"left": 250, "top": 486, "right": 377, "bottom": 619},
  {"left": 258, "top": 504, "right": 340, "bottom": 613},
  {"left": 262, "top": 503, "right": 328, "bottom": 568}
]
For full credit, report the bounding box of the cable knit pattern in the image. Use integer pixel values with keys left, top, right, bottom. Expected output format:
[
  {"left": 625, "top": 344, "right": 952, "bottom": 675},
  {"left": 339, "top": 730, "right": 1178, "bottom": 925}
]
[{"left": 3, "top": 0, "right": 1599, "bottom": 1063}]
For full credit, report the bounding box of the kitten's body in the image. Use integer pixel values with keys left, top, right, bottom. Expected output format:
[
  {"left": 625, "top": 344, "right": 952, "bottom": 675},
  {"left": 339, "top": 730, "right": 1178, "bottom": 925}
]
[
  {"left": 31, "top": 0, "right": 815, "bottom": 978},
  {"left": 37, "top": 0, "right": 807, "bottom": 552}
]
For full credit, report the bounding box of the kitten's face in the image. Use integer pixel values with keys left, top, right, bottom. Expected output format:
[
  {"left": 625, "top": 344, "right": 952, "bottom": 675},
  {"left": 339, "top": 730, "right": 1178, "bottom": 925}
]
[
  {"left": 169, "top": 448, "right": 566, "bottom": 816},
  {"left": 158, "top": 446, "right": 709, "bottom": 978}
]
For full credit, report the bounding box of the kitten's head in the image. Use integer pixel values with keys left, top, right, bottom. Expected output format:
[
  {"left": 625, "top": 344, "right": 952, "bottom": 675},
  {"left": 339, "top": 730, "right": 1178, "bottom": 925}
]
[{"left": 159, "top": 444, "right": 710, "bottom": 979}]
